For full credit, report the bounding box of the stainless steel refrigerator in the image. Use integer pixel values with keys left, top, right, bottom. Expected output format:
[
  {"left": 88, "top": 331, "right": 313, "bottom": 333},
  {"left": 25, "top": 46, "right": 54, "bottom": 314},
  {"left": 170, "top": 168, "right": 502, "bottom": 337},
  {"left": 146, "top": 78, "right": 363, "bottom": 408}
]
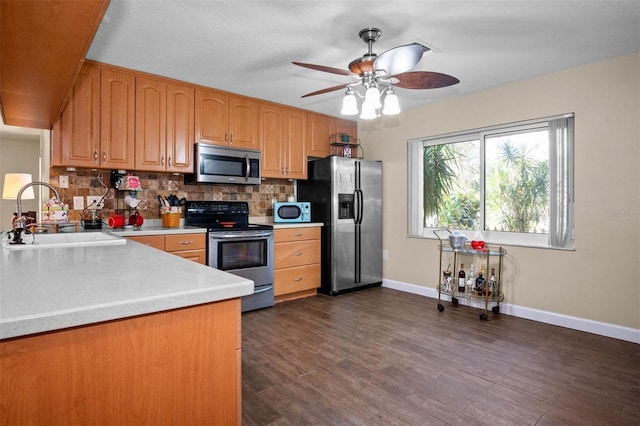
[{"left": 297, "top": 156, "right": 382, "bottom": 295}]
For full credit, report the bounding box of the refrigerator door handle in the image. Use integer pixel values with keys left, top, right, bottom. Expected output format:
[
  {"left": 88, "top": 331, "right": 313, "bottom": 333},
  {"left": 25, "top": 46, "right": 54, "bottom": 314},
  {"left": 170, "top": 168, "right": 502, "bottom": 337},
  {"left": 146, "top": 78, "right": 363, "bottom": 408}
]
[{"left": 355, "top": 189, "right": 363, "bottom": 224}]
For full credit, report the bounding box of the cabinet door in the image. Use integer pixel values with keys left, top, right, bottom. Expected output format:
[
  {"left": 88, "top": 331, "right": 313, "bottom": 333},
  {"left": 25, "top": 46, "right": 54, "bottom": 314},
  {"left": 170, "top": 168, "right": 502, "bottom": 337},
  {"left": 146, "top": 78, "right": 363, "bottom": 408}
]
[
  {"left": 259, "top": 102, "right": 285, "bottom": 178},
  {"left": 126, "top": 235, "right": 165, "bottom": 250},
  {"left": 171, "top": 250, "right": 206, "bottom": 264},
  {"left": 57, "top": 64, "right": 101, "bottom": 167},
  {"left": 274, "top": 264, "right": 321, "bottom": 296},
  {"left": 274, "top": 240, "right": 321, "bottom": 268},
  {"left": 275, "top": 226, "right": 321, "bottom": 243},
  {"left": 166, "top": 83, "right": 194, "bottom": 173},
  {"left": 308, "top": 112, "right": 334, "bottom": 158},
  {"left": 135, "top": 77, "right": 167, "bottom": 171},
  {"left": 195, "top": 89, "right": 228, "bottom": 146},
  {"left": 100, "top": 68, "right": 135, "bottom": 169},
  {"left": 284, "top": 108, "right": 308, "bottom": 179},
  {"left": 228, "top": 95, "right": 259, "bottom": 150},
  {"left": 164, "top": 233, "right": 206, "bottom": 252}
]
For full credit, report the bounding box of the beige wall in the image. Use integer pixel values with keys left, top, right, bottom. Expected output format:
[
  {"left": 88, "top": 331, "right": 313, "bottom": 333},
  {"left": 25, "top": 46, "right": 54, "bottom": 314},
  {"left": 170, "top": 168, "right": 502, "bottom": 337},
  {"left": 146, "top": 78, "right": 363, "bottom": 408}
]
[
  {"left": 359, "top": 53, "right": 639, "bottom": 330},
  {"left": 0, "top": 134, "right": 40, "bottom": 227}
]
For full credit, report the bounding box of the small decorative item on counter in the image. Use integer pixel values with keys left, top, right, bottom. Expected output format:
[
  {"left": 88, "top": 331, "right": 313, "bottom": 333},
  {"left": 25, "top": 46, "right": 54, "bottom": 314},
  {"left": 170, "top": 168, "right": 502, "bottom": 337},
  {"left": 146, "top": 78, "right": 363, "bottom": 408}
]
[
  {"left": 108, "top": 210, "right": 126, "bottom": 228},
  {"left": 161, "top": 206, "right": 182, "bottom": 228},
  {"left": 42, "top": 198, "right": 69, "bottom": 223},
  {"left": 128, "top": 211, "right": 144, "bottom": 227}
]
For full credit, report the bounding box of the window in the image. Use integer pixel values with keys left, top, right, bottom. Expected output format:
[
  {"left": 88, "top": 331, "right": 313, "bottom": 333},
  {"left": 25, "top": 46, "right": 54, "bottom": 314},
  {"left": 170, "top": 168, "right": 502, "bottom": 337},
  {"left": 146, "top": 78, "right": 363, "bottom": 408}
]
[{"left": 408, "top": 114, "right": 574, "bottom": 249}]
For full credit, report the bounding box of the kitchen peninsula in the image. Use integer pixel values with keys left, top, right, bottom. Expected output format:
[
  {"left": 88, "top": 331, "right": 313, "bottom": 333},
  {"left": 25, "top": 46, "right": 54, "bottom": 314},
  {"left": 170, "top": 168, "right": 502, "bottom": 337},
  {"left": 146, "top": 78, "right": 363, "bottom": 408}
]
[{"left": 0, "top": 234, "right": 251, "bottom": 425}]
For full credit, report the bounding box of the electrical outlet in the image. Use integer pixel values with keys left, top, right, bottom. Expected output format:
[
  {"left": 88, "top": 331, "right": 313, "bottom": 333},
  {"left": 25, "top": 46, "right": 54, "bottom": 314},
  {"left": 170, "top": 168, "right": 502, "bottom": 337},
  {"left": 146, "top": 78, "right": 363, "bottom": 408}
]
[
  {"left": 59, "top": 175, "right": 69, "bottom": 189},
  {"left": 86, "top": 196, "right": 103, "bottom": 209},
  {"left": 73, "top": 196, "right": 84, "bottom": 210},
  {"left": 382, "top": 250, "right": 389, "bottom": 260}
]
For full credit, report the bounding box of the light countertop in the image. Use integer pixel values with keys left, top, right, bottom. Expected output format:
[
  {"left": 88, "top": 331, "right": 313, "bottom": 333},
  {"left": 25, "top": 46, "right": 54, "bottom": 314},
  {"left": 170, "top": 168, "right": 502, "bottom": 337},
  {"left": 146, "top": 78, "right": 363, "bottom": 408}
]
[
  {"left": 109, "top": 224, "right": 207, "bottom": 237},
  {"left": 249, "top": 216, "right": 323, "bottom": 229},
  {"left": 0, "top": 232, "right": 253, "bottom": 340}
]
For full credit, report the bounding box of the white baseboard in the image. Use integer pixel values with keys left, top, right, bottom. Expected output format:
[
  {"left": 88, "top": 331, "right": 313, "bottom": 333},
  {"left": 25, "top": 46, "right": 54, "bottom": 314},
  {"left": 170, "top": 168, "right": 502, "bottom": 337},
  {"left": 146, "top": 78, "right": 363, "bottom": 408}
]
[{"left": 382, "top": 279, "right": 640, "bottom": 344}]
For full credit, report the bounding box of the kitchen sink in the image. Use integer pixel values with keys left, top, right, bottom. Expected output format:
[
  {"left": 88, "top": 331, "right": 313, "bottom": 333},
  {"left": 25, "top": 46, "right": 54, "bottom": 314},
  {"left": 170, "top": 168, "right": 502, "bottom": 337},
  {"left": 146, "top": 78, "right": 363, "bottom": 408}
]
[{"left": 2, "top": 232, "right": 127, "bottom": 250}]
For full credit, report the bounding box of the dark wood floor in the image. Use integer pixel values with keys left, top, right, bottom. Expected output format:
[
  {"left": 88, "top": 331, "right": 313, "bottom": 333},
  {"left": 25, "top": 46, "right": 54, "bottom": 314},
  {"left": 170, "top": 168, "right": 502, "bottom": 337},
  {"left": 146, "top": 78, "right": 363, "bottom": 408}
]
[{"left": 241, "top": 287, "right": 639, "bottom": 425}]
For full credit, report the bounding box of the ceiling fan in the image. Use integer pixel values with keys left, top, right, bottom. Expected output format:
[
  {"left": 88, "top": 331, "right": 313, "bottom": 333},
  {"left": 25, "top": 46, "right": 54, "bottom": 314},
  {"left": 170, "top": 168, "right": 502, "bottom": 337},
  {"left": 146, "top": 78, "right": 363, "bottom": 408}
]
[{"left": 293, "top": 27, "right": 460, "bottom": 119}]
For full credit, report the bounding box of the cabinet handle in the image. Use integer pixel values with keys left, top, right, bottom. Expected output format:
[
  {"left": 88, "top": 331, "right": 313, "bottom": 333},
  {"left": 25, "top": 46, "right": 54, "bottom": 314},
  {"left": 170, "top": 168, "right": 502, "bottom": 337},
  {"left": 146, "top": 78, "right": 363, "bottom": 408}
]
[
  {"left": 293, "top": 252, "right": 303, "bottom": 256},
  {"left": 93, "top": 150, "right": 98, "bottom": 162},
  {"left": 225, "top": 133, "right": 228, "bottom": 142},
  {"left": 230, "top": 134, "right": 234, "bottom": 144},
  {"left": 294, "top": 233, "right": 303, "bottom": 237},
  {"left": 179, "top": 241, "right": 193, "bottom": 245},
  {"left": 102, "top": 151, "right": 106, "bottom": 162},
  {"left": 293, "top": 277, "right": 303, "bottom": 282},
  {"left": 161, "top": 155, "right": 165, "bottom": 166},
  {"left": 168, "top": 156, "right": 172, "bottom": 167}
]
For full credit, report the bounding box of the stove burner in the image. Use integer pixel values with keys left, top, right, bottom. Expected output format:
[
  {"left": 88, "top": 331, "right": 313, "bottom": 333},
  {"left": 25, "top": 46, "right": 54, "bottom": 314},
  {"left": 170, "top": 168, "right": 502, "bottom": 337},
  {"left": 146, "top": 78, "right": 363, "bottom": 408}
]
[{"left": 185, "top": 200, "right": 273, "bottom": 231}]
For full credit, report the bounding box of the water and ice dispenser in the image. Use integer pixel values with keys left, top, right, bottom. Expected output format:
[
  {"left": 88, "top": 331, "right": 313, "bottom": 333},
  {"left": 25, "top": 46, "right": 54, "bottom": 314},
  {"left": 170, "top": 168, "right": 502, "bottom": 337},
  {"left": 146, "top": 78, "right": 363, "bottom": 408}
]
[{"left": 338, "top": 194, "right": 354, "bottom": 219}]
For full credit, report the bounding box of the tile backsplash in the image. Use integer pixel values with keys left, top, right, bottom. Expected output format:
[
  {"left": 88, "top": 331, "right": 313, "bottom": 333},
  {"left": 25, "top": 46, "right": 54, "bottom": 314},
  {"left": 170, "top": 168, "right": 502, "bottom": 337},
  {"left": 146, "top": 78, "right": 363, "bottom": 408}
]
[{"left": 50, "top": 167, "right": 294, "bottom": 222}]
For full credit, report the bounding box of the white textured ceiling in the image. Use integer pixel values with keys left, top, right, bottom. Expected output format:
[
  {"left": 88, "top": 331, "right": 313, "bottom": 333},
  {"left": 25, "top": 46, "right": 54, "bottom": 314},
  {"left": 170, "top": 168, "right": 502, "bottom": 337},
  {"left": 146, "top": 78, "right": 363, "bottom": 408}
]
[{"left": 83, "top": 0, "right": 639, "bottom": 120}]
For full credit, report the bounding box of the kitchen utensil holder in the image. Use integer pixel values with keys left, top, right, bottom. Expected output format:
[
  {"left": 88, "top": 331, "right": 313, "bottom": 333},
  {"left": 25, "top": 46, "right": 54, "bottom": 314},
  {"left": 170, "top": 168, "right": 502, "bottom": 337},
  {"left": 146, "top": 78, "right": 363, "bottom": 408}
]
[{"left": 161, "top": 207, "right": 181, "bottom": 228}]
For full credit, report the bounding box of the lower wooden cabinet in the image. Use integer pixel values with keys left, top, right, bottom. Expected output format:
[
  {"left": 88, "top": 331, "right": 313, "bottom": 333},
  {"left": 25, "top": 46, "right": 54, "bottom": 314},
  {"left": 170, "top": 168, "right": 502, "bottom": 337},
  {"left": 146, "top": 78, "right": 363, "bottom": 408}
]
[
  {"left": 0, "top": 298, "right": 242, "bottom": 426},
  {"left": 127, "top": 232, "right": 206, "bottom": 264},
  {"left": 274, "top": 226, "right": 321, "bottom": 302}
]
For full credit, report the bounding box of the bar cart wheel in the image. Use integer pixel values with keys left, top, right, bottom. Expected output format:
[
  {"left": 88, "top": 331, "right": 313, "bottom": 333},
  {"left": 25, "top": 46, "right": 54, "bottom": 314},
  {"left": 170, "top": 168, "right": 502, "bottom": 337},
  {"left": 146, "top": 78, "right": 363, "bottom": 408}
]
[
  {"left": 492, "top": 306, "right": 500, "bottom": 314},
  {"left": 479, "top": 313, "right": 488, "bottom": 321},
  {"left": 451, "top": 297, "right": 459, "bottom": 306},
  {"left": 437, "top": 303, "right": 444, "bottom": 312}
]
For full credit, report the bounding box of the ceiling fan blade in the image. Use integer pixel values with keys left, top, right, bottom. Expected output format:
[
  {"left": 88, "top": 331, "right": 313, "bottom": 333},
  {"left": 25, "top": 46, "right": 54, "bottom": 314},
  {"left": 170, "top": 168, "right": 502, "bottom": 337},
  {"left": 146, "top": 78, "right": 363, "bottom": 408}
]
[
  {"left": 393, "top": 71, "right": 460, "bottom": 89},
  {"left": 374, "top": 43, "right": 428, "bottom": 76},
  {"left": 301, "top": 83, "right": 351, "bottom": 98},
  {"left": 292, "top": 61, "right": 351, "bottom": 76}
]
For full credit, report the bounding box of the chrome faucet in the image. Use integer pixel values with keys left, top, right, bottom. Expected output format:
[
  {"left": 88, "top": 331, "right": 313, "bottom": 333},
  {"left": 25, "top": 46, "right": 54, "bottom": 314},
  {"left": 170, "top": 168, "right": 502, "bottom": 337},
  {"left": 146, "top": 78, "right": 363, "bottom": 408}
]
[{"left": 9, "top": 182, "right": 61, "bottom": 245}]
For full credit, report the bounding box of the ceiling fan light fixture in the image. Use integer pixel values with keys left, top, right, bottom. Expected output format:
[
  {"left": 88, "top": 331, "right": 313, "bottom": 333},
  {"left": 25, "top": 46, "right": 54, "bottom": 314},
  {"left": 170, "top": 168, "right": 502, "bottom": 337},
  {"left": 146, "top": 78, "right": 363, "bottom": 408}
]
[
  {"left": 382, "top": 89, "right": 401, "bottom": 115},
  {"left": 340, "top": 89, "right": 359, "bottom": 115},
  {"left": 364, "top": 85, "right": 382, "bottom": 109},
  {"left": 360, "top": 99, "right": 378, "bottom": 120}
]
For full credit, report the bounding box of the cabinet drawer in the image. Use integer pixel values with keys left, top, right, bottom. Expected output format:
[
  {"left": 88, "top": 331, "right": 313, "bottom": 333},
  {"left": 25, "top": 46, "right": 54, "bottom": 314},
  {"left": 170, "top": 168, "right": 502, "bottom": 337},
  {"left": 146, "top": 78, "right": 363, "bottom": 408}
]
[
  {"left": 127, "top": 235, "right": 164, "bottom": 250},
  {"left": 172, "top": 249, "right": 206, "bottom": 264},
  {"left": 164, "top": 233, "right": 206, "bottom": 252},
  {"left": 275, "top": 240, "right": 320, "bottom": 268},
  {"left": 274, "top": 264, "right": 321, "bottom": 296},
  {"left": 274, "top": 226, "right": 320, "bottom": 243}
]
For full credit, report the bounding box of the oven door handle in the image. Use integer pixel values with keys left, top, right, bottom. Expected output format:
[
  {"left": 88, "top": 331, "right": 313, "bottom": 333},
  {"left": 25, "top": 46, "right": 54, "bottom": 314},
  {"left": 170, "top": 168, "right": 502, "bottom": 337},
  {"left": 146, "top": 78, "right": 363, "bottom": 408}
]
[
  {"left": 210, "top": 231, "right": 273, "bottom": 239},
  {"left": 252, "top": 286, "right": 272, "bottom": 295}
]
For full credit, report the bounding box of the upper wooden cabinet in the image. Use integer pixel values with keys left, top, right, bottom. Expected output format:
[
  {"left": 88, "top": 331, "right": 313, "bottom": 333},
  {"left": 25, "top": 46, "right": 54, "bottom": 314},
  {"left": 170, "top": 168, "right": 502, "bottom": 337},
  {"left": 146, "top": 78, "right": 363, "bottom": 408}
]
[
  {"left": 260, "top": 103, "right": 308, "bottom": 180},
  {"left": 53, "top": 64, "right": 135, "bottom": 169},
  {"left": 135, "top": 77, "right": 194, "bottom": 172},
  {"left": 166, "top": 83, "right": 195, "bottom": 172},
  {"left": 336, "top": 118, "right": 358, "bottom": 143},
  {"left": 0, "top": 0, "right": 109, "bottom": 129},
  {"left": 99, "top": 68, "right": 136, "bottom": 169},
  {"left": 195, "top": 89, "right": 259, "bottom": 150},
  {"left": 51, "top": 61, "right": 354, "bottom": 175},
  {"left": 52, "top": 63, "right": 101, "bottom": 167},
  {"left": 307, "top": 112, "right": 335, "bottom": 158},
  {"left": 333, "top": 118, "right": 359, "bottom": 158}
]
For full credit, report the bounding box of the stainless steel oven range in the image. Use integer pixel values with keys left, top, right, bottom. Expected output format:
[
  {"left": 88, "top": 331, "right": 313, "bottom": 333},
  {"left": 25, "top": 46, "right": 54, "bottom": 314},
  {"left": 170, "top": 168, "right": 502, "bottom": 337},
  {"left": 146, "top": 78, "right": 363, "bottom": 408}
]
[{"left": 185, "top": 201, "right": 274, "bottom": 312}]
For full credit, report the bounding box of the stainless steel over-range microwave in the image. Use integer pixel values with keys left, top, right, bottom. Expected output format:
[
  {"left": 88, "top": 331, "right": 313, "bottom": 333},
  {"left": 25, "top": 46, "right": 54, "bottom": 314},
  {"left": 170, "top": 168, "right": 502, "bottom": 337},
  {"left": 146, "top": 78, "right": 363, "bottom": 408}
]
[{"left": 185, "top": 143, "right": 261, "bottom": 185}]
